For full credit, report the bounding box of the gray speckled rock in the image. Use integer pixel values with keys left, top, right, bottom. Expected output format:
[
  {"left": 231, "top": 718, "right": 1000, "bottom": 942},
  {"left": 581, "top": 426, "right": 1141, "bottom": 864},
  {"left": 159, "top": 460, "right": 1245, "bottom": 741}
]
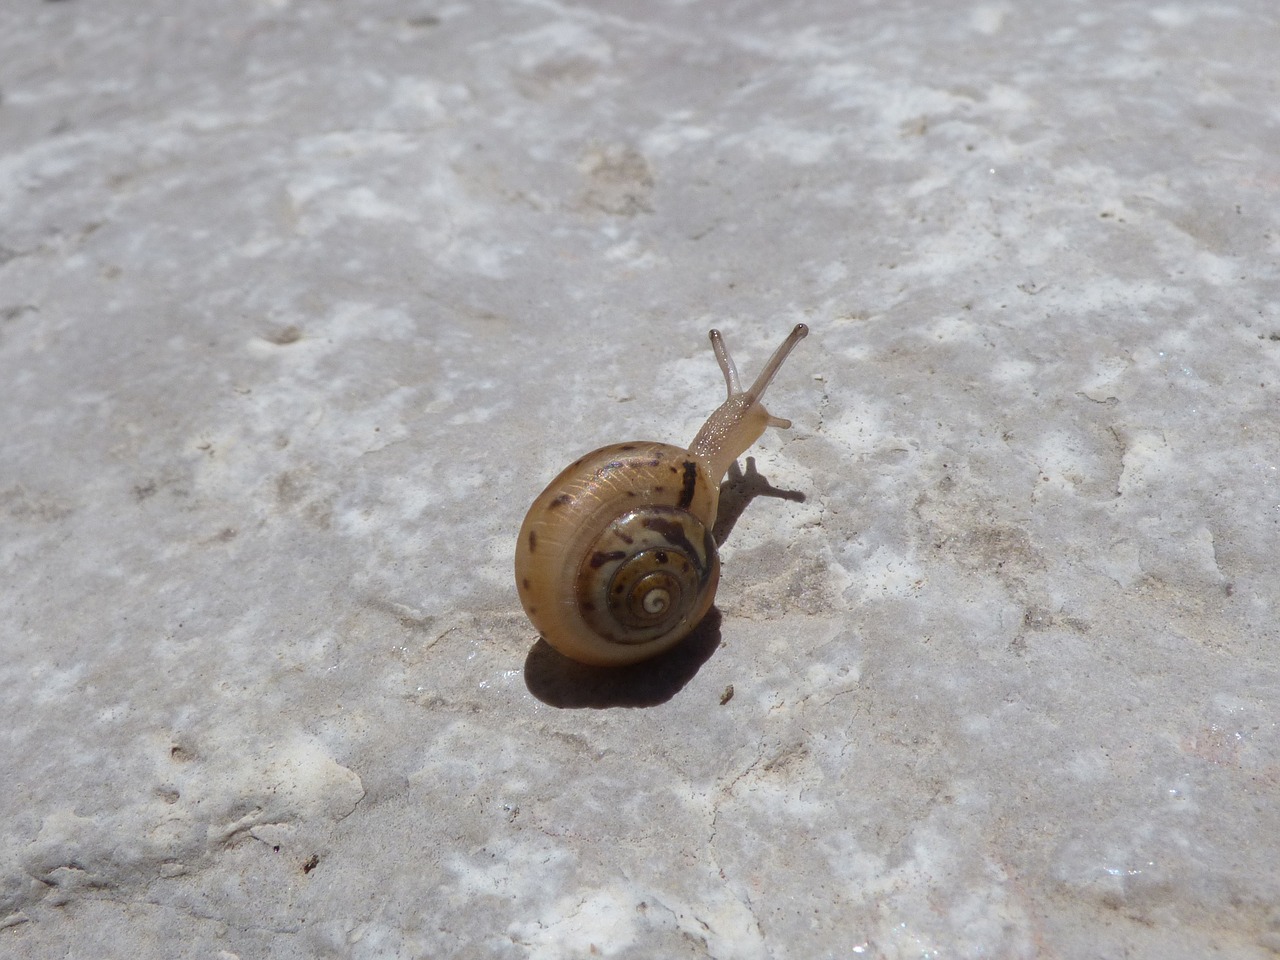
[{"left": 2, "top": 0, "right": 1279, "bottom": 957}]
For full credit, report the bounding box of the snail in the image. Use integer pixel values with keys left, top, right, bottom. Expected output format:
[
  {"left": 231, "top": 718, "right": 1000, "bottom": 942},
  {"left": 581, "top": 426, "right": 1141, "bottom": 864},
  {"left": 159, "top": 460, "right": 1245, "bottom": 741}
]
[{"left": 514, "top": 323, "right": 809, "bottom": 666}]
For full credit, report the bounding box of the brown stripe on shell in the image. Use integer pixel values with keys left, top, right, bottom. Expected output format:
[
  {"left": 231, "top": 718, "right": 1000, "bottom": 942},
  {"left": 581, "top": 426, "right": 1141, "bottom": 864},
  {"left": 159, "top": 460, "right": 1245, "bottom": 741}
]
[
  {"left": 642, "top": 515, "right": 714, "bottom": 584},
  {"left": 677, "top": 460, "right": 698, "bottom": 510}
]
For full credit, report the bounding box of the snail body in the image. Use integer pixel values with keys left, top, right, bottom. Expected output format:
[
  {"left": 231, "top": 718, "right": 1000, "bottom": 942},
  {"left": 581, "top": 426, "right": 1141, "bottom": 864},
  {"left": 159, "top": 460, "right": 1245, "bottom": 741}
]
[{"left": 515, "top": 324, "right": 808, "bottom": 666}]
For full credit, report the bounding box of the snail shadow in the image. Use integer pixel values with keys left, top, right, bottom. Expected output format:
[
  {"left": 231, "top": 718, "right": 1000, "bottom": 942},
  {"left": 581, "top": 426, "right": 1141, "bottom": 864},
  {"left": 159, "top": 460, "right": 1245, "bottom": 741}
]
[
  {"left": 713, "top": 456, "right": 806, "bottom": 545},
  {"left": 524, "top": 609, "right": 723, "bottom": 709}
]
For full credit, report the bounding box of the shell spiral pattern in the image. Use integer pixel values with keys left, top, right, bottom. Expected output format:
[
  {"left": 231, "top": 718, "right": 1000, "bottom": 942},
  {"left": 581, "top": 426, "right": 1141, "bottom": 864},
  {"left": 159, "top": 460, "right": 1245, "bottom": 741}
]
[
  {"left": 515, "top": 442, "right": 721, "bottom": 666},
  {"left": 577, "top": 506, "right": 717, "bottom": 645}
]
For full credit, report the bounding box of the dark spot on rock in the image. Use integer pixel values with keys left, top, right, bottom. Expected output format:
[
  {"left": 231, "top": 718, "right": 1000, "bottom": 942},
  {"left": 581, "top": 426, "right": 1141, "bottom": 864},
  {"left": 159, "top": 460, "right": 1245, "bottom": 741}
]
[
  {"left": 264, "top": 325, "right": 302, "bottom": 345},
  {"left": 276, "top": 471, "right": 305, "bottom": 505},
  {"left": 1, "top": 303, "right": 39, "bottom": 321},
  {"left": 303, "top": 854, "right": 319, "bottom": 873}
]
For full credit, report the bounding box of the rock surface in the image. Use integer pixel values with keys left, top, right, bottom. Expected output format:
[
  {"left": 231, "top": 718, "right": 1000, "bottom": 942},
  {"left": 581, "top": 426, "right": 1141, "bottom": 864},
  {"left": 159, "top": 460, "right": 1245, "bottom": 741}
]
[{"left": 2, "top": 0, "right": 1279, "bottom": 957}]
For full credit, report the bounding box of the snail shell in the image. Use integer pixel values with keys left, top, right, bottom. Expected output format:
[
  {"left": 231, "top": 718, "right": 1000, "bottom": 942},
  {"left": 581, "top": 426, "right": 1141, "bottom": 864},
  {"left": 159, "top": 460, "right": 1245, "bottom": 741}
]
[
  {"left": 516, "top": 443, "right": 720, "bottom": 665},
  {"left": 515, "top": 324, "right": 808, "bottom": 666}
]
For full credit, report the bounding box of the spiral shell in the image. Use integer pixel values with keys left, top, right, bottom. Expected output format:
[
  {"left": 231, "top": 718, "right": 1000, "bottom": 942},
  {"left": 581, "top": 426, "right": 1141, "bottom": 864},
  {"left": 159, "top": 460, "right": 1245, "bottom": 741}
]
[{"left": 515, "top": 442, "right": 721, "bottom": 666}]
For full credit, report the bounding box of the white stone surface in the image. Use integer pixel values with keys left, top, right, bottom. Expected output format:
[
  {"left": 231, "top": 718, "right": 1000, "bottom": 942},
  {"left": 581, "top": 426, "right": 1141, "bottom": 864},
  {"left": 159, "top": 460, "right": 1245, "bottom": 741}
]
[{"left": 2, "top": 0, "right": 1279, "bottom": 957}]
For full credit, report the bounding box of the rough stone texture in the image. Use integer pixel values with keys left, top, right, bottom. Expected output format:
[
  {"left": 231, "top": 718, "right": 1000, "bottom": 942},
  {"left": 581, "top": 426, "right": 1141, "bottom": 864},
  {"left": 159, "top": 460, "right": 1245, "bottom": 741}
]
[{"left": 3, "top": 0, "right": 1279, "bottom": 957}]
